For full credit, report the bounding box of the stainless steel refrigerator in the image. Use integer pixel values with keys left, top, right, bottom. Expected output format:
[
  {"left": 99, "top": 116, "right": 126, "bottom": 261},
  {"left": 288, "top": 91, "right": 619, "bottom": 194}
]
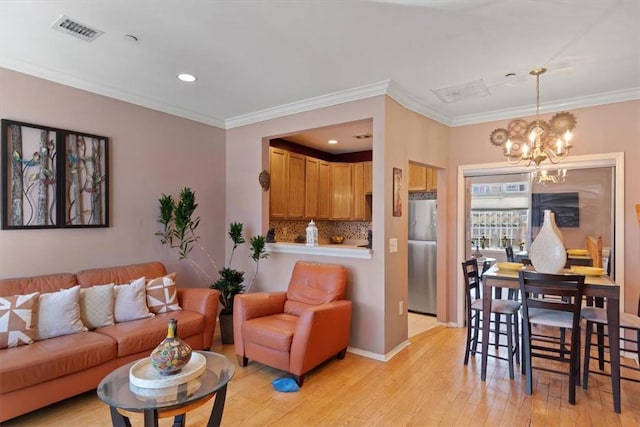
[{"left": 408, "top": 199, "right": 437, "bottom": 315}]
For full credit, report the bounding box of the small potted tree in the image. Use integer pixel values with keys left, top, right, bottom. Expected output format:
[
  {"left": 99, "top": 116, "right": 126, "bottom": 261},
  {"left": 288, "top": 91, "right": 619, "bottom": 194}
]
[
  {"left": 210, "top": 222, "right": 268, "bottom": 343},
  {"left": 156, "top": 188, "right": 268, "bottom": 344}
]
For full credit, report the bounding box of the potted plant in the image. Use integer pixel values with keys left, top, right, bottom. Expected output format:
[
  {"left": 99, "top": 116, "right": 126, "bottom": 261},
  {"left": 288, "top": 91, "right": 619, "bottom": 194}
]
[
  {"left": 210, "top": 223, "right": 269, "bottom": 343},
  {"left": 156, "top": 188, "right": 268, "bottom": 344}
]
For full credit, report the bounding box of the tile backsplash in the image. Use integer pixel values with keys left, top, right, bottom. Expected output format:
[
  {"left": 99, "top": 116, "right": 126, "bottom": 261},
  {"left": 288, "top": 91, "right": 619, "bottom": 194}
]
[{"left": 269, "top": 220, "right": 371, "bottom": 244}]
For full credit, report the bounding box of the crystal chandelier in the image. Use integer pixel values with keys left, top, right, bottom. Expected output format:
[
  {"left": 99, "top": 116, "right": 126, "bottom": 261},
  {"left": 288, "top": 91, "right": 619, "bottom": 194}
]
[
  {"left": 531, "top": 168, "right": 567, "bottom": 185},
  {"left": 490, "top": 68, "right": 576, "bottom": 168}
]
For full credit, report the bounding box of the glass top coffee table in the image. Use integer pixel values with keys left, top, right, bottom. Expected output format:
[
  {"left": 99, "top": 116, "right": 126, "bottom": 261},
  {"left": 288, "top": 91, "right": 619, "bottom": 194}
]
[{"left": 97, "top": 351, "right": 235, "bottom": 427}]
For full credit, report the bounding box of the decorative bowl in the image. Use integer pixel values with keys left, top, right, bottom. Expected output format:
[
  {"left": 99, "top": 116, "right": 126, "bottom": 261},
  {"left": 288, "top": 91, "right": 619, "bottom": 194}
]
[
  {"left": 330, "top": 236, "right": 344, "bottom": 244},
  {"left": 496, "top": 262, "right": 525, "bottom": 271},
  {"left": 570, "top": 266, "right": 604, "bottom": 276}
]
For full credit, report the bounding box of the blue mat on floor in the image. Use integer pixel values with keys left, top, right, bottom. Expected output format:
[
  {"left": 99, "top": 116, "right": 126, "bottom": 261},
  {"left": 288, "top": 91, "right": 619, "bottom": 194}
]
[{"left": 272, "top": 377, "right": 300, "bottom": 392}]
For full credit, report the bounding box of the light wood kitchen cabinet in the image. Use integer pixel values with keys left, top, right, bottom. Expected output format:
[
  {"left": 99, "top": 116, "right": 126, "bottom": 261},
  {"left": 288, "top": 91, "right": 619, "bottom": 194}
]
[
  {"left": 408, "top": 163, "right": 428, "bottom": 192},
  {"left": 287, "top": 152, "right": 306, "bottom": 219},
  {"left": 409, "top": 163, "right": 437, "bottom": 192},
  {"left": 363, "top": 161, "right": 373, "bottom": 194},
  {"left": 270, "top": 146, "right": 371, "bottom": 220},
  {"left": 305, "top": 157, "right": 330, "bottom": 219},
  {"left": 330, "top": 163, "right": 353, "bottom": 220},
  {"left": 426, "top": 167, "right": 437, "bottom": 192},
  {"left": 317, "top": 160, "right": 331, "bottom": 219},
  {"left": 353, "top": 163, "right": 366, "bottom": 220},
  {"left": 269, "top": 147, "right": 288, "bottom": 219},
  {"left": 305, "top": 157, "right": 319, "bottom": 218}
]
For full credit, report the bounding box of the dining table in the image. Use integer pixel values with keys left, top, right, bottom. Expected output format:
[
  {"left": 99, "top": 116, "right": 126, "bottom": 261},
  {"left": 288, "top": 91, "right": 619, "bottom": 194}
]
[{"left": 480, "top": 264, "right": 621, "bottom": 413}]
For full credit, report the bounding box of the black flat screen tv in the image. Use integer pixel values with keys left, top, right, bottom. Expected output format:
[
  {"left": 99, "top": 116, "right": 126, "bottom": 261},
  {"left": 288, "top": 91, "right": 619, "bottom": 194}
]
[{"left": 531, "top": 192, "right": 580, "bottom": 228}]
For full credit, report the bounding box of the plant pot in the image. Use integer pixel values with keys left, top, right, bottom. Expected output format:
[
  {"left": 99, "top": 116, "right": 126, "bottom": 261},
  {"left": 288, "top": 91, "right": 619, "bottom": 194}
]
[{"left": 219, "top": 313, "right": 234, "bottom": 344}]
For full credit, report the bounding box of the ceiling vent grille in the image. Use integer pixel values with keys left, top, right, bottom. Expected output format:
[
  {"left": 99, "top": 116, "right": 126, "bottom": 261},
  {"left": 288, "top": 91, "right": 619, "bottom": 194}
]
[
  {"left": 432, "top": 79, "right": 490, "bottom": 104},
  {"left": 50, "top": 15, "right": 104, "bottom": 42}
]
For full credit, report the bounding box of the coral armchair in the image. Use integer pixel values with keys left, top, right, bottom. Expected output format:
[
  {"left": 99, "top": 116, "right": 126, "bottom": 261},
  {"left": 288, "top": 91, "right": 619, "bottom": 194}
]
[{"left": 233, "top": 261, "right": 352, "bottom": 386}]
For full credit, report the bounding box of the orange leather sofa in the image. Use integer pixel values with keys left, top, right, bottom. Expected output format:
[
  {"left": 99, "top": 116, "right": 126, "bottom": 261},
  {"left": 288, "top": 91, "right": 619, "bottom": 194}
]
[
  {"left": 0, "top": 262, "right": 219, "bottom": 423},
  {"left": 233, "top": 261, "right": 352, "bottom": 386}
]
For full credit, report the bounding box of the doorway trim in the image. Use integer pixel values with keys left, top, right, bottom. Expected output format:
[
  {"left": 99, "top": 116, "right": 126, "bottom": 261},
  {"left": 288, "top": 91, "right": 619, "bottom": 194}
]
[{"left": 456, "top": 152, "right": 625, "bottom": 327}]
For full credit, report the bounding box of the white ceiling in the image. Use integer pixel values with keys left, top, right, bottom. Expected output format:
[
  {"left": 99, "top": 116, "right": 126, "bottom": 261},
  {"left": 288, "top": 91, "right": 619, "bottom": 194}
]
[{"left": 1, "top": 0, "right": 639, "bottom": 152}]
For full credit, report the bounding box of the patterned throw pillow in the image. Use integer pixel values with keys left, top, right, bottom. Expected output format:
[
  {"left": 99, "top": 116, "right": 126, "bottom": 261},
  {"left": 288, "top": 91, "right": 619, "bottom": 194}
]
[
  {"left": 114, "top": 277, "right": 155, "bottom": 322},
  {"left": 35, "top": 286, "right": 88, "bottom": 341},
  {"left": 79, "top": 283, "right": 115, "bottom": 329},
  {"left": 0, "top": 292, "right": 40, "bottom": 349},
  {"left": 146, "top": 273, "right": 182, "bottom": 314}
]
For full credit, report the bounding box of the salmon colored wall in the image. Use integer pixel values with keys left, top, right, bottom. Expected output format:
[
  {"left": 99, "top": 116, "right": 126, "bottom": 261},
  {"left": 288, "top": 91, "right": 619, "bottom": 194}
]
[
  {"left": 0, "top": 69, "right": 227, "bottom": 287},
  {"left": 384, "top": 98, "right": 450, "bottom": 348},
  {"left": 226, "top": 96, "right": 450, "bottom": 357},
  {"left": 448, "top": 100, "right": 640, "bottom": 320},
  {"left": 226, "top": 97, "right": 389, "bottom": 356}
]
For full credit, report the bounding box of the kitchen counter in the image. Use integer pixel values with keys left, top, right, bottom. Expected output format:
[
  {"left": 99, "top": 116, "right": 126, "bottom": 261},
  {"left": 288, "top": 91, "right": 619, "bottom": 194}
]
[{"left": 266, "top": 242, "right": 372, "bottom": 259}]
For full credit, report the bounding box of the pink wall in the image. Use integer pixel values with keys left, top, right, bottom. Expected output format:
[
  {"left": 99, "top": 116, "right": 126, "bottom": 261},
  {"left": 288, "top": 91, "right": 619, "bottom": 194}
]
[
  {"left": 448, "top": 100, "right": 640, "bottom": 317},
  {"left": 0, "top": 69, "right": 227, "bottom": 287}
]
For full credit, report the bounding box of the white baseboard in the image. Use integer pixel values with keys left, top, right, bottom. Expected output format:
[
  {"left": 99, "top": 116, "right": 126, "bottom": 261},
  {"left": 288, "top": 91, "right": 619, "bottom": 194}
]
[{"left": 347, "top": 340, "right": 411, "bottom": 362}]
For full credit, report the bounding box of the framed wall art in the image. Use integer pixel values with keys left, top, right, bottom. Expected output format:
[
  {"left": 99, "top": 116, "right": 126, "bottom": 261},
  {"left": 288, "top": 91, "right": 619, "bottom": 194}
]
[
  {"left": 393, "top": 167, "right": 402, "bottom": 217},
  {"left": 1, "top": 120, "right": 61, "bottom": 229},
  {"left": 62, "top": 131, "right": 109, "bottom": 227},
  {"left": 1, "top": 119, "right": 109, "bottom": 229}
]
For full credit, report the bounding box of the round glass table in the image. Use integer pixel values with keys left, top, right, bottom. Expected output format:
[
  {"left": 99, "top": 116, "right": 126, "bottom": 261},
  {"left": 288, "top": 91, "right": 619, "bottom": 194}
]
[{"left": 97, "top": 351, "right": 235, "bottom": 427}]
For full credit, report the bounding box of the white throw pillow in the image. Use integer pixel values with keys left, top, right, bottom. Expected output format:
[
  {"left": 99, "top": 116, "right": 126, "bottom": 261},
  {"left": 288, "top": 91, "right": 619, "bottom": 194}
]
[
  {"left": 114, "top": 277, "right": 154, "bottom": 322},
  {"left": 79, "top": 283, "right": 115, "bottom": 329},
  {"left": 146, "top": 273, "right": 182, "bottom": 314},
  {"left": 35, "top": 286, "right": 87, "bottom": 340}
]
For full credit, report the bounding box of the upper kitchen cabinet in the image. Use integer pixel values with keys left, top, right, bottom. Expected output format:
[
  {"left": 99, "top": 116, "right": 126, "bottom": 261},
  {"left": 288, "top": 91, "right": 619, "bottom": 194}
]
[
  {"left": 305, "top": 157, "right": 330, "bottom": 220},
  {"left": 269, "top": 147, "right": 288, "bottom": 219},
  {"left": 269, "top": 147, "right": 306, "bottom": 219},
  {"left": 353, "top": 163, "right": 366, "bottom": 220},
  {"left": 408, "top": 163, "right": 437, "bottom": 192},
  {"left": 287, "top": 152, "right": 306, "bottom": 218},
  {"left": 317, "top": 160, "right": 331, "bottom": 219},
  {"left": 330, "top": 163, "right": 353, "bottom": 220},
  {"left": 363, "top": 161, "right": 373, "bottom": 194},
  {"left": 426, "top": 167, "right": 437, "bottom": 192}
]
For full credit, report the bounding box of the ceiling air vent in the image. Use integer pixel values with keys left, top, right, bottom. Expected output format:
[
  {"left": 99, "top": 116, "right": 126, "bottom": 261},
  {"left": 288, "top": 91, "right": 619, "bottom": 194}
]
[
  {"left": 50, "top": 15, "right": 104, "bottom": 42},
  {"left": 432, "top": 79, "right": 490, "bottom": 104}
]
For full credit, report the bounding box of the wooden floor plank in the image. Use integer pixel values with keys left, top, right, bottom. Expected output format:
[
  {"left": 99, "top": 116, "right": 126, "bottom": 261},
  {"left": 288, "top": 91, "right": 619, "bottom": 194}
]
[{"left": 3, "top": 325, "right": 640, "bottom": 426}]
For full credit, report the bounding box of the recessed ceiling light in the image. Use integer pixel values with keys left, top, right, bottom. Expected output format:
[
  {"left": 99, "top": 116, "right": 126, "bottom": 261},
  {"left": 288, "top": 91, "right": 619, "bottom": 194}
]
[
  {"left": 353, "top": 134, "right": 372, "bottom": 140},
  {"left": 123, "top": 34, "right": 139, "bottom": 43},
  {"left": 328, "top": 139, "right": 338, "bottom": 145},
  {"left": 177, "top": 73, "right": 197, "bottom": 82}
]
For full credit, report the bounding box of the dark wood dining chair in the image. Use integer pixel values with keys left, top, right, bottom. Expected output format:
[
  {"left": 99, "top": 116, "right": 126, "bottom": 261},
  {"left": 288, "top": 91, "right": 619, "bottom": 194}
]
[
  {"left": 582, "top": 296, "right": 640, "bottom": 388},
  {"left": 518, "top": 270, "right": 585, "bottom": 404},
  {"left": 462, "top": 259, "right": 521, "bottom": 379},
  {"left": 505, "top": 246, "right": 515, "bottom": 262}
]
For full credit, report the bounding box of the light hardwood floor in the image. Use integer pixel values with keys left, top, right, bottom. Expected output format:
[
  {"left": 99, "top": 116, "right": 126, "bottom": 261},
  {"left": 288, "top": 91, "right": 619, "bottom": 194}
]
[
  {"left": 408, "top": 312, "right": 440, "bottom": 338},
  {"left": 3, "top": 326, "right": 640, "bottom": 427}
]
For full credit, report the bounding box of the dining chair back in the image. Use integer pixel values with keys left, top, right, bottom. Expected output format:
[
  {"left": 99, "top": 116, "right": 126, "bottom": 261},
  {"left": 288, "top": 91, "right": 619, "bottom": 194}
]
[
  {"left": 462, "top": 259, "right": 520, "bottom": 378},
  {"left": 518, "top": 270, "right": 585, "bottom": 404},
  {"left": 505, "top": 246, "right": 515, "bottom": 262},
  {"left": 586, "top": 235, "right": 603, "bottom": 268}
]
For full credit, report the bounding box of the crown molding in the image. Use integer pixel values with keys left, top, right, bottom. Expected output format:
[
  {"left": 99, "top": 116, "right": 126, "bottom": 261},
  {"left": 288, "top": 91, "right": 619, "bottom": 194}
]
[
  {"left": 5, "top": 58, "right": 637, "bottom": 131},
  {"left": 1, "top": 59, "right": 227, "bottom": 128},
  {"left": 224, "top": 80, "right": 391, "bottom": 129},
  {"left": 386, "top": 81, "right": 454, "bottom": 125},
  {"left": 451, "top": 87, "right": 640, "bottom": 127}
]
